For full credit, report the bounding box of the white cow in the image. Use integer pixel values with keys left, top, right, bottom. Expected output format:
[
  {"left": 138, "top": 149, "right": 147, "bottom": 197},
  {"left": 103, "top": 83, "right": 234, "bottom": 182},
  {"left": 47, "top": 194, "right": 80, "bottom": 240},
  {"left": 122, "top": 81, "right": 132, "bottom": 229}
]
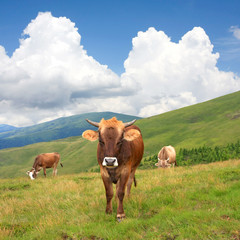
[{"left": 155, "top": 145, "right": 177, "bottom": 168}]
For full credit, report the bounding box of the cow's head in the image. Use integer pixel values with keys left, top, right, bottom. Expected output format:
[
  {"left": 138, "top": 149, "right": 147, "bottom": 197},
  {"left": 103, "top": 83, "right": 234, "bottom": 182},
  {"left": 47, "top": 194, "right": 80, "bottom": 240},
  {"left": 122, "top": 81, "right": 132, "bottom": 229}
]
[
  {"left": 26, "top": 168, "right": 36, "bottom": 180},
  {"left": 26, "top": 168, "right": 40, "bottom": 180},
  {"left": 82, "top": 117, "right": 140, "bottom": 168},
  {"left": 155, "top": 158, "right": 171, "bottom": 168}
]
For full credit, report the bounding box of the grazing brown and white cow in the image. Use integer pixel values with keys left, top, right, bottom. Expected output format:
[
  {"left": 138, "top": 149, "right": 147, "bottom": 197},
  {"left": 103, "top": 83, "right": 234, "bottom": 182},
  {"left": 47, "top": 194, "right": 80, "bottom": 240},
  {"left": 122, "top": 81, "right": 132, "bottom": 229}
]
[
  {"left": 26, "top": 152, "right": 62, "bottom": 180},
  {"left": 155, "top": 145, "right": 177, "bottom": 168},
  {"left": 82, "top": 117, "right": 144, "bottom": 221}
]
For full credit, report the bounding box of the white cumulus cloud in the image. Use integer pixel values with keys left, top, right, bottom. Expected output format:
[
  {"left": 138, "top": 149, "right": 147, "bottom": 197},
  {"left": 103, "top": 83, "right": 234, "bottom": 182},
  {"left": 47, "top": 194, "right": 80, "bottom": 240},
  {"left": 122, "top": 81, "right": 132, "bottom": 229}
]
[
  {"left": 0, "top": 12, "right": 125, "bottom": 126},
  {"left": 122, "top": 27, "right": 240, "bottom": 117},
  {"left": 0, "top": 12, "right": 239, "bottom": 126}
]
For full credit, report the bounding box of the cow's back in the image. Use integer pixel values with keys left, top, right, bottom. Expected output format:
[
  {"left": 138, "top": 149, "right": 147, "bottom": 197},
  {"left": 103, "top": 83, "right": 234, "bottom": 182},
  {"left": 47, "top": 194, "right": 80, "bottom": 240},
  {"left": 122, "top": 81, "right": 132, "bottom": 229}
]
[
  {"left": 158, "top": 147, "right": 167, "bottom": 160},
  {"left": 37, "top": 152, "right": 60, "bottom": 168}
]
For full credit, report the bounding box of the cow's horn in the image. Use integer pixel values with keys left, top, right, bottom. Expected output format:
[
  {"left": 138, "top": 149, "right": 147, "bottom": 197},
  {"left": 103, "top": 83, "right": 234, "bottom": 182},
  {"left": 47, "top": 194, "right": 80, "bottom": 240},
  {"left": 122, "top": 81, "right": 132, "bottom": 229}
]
[
  {"left": 86, "top": 119, "right": 100, "bottom": 127},
  {"left": 124, "top": 119, "right": 136, "bottom": 127}
]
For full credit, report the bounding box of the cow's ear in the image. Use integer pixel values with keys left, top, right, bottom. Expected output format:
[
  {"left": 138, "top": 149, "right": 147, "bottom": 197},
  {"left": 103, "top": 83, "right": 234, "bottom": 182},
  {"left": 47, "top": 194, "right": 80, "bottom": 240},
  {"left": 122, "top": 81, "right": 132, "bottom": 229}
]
[
  {"left": 124, "top": 129, "right": 141, "bottom": 141},
  {"left": 82, "top": 130, "right": 99, "bottom": 141}
]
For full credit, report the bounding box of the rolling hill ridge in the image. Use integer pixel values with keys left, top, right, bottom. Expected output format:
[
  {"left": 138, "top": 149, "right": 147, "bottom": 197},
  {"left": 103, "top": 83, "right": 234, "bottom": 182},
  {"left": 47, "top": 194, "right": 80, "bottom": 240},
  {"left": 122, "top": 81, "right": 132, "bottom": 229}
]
[{"left": 0, "top": 124, "right": 18, "bottom": 133}]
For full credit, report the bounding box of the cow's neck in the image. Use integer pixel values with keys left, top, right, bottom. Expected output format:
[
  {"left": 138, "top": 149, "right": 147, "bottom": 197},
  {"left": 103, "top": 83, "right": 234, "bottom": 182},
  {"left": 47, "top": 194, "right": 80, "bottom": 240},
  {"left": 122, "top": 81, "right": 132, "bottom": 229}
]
[{"left": 32, "top": 161, "right": 39, "bottom": 170}]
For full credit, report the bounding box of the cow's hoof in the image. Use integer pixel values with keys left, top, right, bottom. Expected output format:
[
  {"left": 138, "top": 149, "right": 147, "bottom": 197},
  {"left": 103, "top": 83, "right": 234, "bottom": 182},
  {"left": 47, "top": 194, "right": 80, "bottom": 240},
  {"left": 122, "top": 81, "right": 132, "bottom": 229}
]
[
  {"left": 105, "top": 209, "right": 112, "bottom": 214},
  {"left": 117, "top": 214, "right": 125, "bottom": 223}
]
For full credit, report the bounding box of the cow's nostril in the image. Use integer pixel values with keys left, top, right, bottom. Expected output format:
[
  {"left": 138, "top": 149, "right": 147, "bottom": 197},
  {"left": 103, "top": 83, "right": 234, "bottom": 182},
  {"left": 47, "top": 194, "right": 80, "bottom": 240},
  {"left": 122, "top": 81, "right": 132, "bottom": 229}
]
[
  {"left": 105, "top": 158, "right": 115, "bottom": 164},
  {"left": 103, "top": 157, "right": 118, "bottom": 167}
]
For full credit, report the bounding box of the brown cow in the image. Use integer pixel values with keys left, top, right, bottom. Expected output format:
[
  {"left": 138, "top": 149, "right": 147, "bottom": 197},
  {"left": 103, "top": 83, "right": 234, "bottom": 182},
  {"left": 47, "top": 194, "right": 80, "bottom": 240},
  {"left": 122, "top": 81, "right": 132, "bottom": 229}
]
[
  {"left": 26, "top": 152, "right": 62, "bottom": 180},
  {"left": 82, "top": 117, "right": 144, "bottom": 221},
  {"left": 155, "top": 145, "right": 177, "bottom": 168}
]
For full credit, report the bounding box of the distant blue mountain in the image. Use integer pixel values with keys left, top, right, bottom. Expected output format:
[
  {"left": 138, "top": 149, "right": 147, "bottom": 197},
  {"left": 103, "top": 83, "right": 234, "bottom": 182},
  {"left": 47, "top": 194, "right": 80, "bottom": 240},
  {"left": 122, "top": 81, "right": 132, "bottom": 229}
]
[
  {"left": 0, "top": 112, "right": 141, "bottom": 150},
  {"left": 0, "top": 124, "right": 18, "bottom": 133}
]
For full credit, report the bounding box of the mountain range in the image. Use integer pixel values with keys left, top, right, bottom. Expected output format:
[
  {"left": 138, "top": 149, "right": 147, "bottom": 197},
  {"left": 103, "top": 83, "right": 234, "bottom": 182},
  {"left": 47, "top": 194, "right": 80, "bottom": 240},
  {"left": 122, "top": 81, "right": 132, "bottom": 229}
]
[{"left": 0, "top": 112, "right": 141, "bottom": 150}]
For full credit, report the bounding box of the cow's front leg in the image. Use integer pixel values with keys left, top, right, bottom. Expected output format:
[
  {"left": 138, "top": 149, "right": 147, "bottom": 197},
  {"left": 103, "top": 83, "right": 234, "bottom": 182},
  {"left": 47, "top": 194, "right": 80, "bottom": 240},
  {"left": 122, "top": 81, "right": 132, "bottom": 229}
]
[
  {"left": 116, "top": 171, "right": 130, "bottom": 221},
  {"left": 101, "top": 172, "right": 113, "bottom": 214}
]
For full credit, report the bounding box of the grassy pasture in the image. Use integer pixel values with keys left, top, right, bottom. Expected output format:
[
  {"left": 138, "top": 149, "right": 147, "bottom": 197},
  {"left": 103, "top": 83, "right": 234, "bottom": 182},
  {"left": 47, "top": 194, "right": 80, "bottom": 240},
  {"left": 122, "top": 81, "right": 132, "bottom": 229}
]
[{"left": 0, "top": 160, "right": 239, "bottom": 240}]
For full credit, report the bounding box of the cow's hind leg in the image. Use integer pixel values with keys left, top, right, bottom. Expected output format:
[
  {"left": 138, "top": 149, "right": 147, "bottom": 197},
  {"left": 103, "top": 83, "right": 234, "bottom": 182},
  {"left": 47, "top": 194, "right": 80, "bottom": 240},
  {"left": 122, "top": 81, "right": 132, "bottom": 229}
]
[
  {"left": 53, "top": 168, "right": 57, "bottom": 176},
  {"left": 126, "top": 169, "right": 136, "bottom": 197},
  {"left": 53, "top": 164, "right": 58, "bottom": 176},
  {"left": 43, "top": 168, "right": 47, "bottom": 177}
]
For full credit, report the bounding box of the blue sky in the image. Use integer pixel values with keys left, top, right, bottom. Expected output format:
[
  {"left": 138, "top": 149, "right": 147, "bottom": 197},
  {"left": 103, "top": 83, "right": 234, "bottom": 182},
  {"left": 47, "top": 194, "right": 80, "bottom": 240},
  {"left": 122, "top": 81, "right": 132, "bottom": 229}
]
[
  {"left": 0, "top": 0, "right": 240, "bottom": 126},
  {"left": 1, "top": 0, "right": 239, "bottom": 75}
]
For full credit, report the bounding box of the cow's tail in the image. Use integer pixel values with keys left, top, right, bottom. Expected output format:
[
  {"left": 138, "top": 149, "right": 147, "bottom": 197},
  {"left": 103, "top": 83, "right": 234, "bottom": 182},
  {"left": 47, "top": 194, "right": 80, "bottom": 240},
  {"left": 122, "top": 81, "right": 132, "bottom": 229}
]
[
  {"left": 60, "top": 162, "right": 63, "bottom": 167},
  {"left": 134, "top": 176, "right": 137, "bottom": 187}
]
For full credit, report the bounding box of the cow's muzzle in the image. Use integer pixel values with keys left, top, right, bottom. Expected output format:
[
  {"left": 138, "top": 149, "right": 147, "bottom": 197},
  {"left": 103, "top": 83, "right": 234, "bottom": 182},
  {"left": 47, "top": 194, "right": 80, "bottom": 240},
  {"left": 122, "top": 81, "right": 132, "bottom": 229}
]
[
  {"left": 26, "top": 171, "right": 35, "bottom": 180},
  {"left": 102, "top": 157, "right": 118, "bottom": 168}
]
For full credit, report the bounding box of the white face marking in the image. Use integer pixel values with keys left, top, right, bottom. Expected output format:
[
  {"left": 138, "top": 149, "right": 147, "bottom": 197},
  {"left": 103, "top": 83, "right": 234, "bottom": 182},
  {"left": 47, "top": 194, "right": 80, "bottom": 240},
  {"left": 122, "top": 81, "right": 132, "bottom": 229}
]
[
  {"left": 102, "top": 158, "right": 107, "bottom": 166},
  {"left": 28, "top": 171, "right": 35, "bottom": 180},
  {"left": 113, "top": 160, "right": 118, "bottom": 167}
]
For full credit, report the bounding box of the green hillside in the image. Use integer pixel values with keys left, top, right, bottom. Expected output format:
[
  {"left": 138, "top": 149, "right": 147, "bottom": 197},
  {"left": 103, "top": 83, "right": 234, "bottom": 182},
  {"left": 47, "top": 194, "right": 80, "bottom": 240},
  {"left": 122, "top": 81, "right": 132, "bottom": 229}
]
[
  {"left": 0, "top": 91, "right": 240, "bottom": 178},
  {"left": 0, "top": 112, "right": 140, "bottom": 149}
]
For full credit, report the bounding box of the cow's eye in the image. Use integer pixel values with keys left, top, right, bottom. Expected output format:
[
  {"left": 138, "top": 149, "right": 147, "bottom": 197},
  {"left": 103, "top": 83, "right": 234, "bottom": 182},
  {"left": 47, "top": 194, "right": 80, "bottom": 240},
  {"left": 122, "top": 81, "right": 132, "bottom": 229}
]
[{"left": 99, "top": 140, "right": 105, "bottom": 145}]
